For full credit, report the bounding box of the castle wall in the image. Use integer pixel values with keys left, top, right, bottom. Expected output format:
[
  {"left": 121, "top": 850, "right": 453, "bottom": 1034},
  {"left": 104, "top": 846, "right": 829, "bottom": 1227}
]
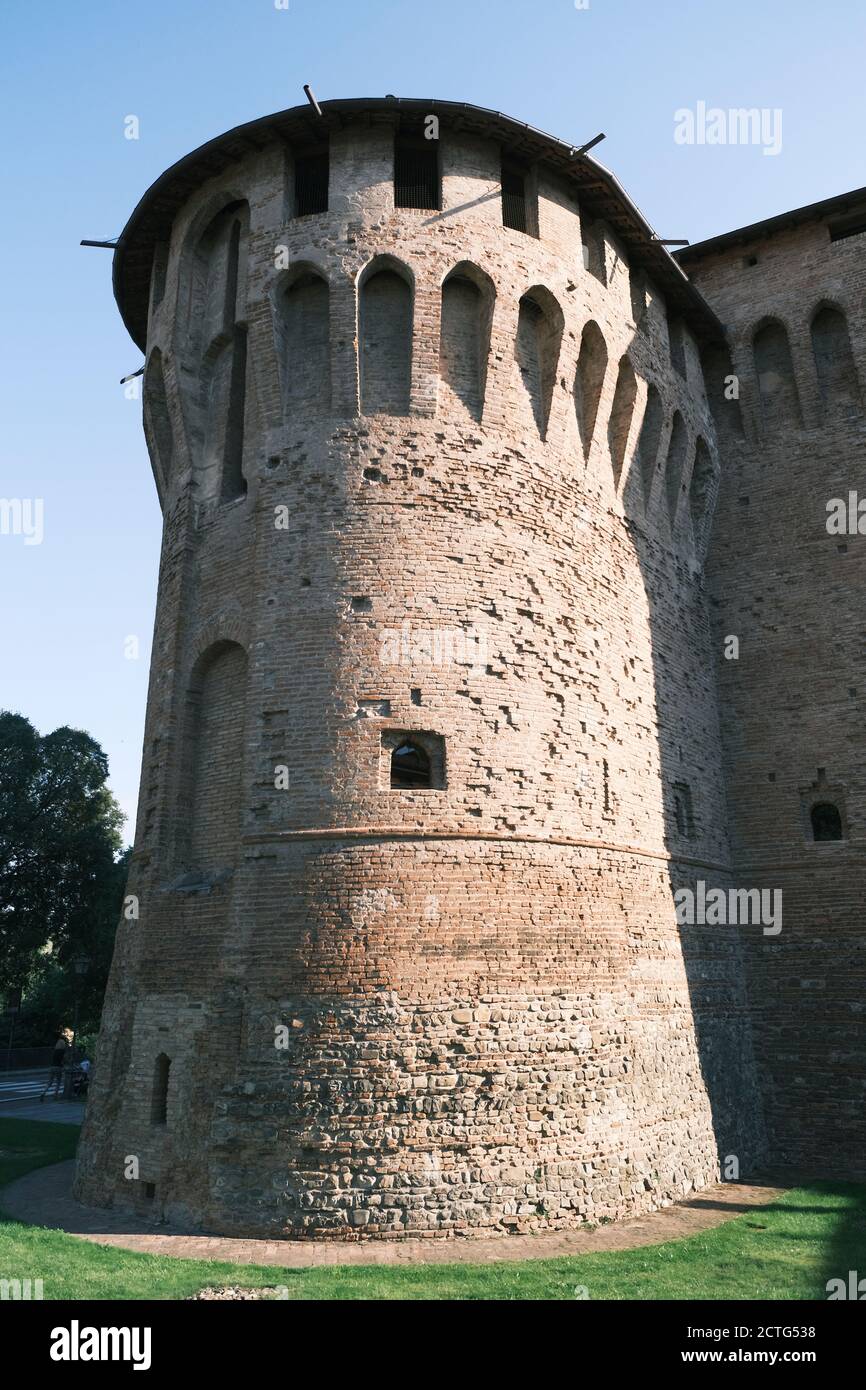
[
  {"left": 75, "top": 114, "right": 764, "bottom": 1237},
  {"left": 686, "top": 216, "right": 866, "bottom": 1174}
]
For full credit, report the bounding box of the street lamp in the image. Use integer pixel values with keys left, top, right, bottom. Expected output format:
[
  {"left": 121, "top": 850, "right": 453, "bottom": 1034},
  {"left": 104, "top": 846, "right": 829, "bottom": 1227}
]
[{"left": 64, "top": 954, "right": 91, "bottom": 1099}]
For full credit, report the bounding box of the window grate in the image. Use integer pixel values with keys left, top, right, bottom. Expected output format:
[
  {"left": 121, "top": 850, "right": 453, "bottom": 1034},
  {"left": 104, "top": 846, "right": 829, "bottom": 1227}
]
[
  {"left": 501, "top": 165, "right": 528, "bottom": 233},
  {"left": 394, "top": 141, "right": 439, "bottom": 209},
  {"left": 294, "top": 153, "right": 329, "bottom": 217}
]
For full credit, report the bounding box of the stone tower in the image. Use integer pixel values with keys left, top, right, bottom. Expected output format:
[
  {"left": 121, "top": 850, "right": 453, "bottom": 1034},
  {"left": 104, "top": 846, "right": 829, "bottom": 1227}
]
[{"left": 75, "top": 98, "right": 763, "bottom": 1239}]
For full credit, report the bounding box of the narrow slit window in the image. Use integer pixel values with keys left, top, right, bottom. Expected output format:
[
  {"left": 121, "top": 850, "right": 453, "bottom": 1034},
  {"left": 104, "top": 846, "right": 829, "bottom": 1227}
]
[
  {"left": 151, "top": 1053, "right": 171, "bottom": 1126},
  {"left": 673, "top": 782, "right": 695, "bottom": 839},
  {"left": 294, "top": 152, "right": 329, "bottom": 217}
]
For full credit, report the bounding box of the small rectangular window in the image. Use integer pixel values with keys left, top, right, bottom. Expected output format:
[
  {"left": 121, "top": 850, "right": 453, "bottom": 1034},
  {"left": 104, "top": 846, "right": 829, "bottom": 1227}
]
[
  {"left": 394, "top": 136, "right": 440, "bottom": 210},
  {"left": 294, "top": 152, "right": 329, "bottom": 217}
]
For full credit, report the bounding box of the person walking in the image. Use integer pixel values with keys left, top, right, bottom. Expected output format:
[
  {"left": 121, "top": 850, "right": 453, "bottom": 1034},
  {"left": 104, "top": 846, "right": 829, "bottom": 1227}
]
[{"left": 39, "top": 1027, "right": 72, "bottom": 1101}]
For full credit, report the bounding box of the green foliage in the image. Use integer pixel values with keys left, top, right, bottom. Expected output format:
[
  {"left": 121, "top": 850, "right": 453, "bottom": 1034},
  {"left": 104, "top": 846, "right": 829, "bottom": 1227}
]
[{"left": 0, "top": 712, "right": 129, "bottom": 1040}]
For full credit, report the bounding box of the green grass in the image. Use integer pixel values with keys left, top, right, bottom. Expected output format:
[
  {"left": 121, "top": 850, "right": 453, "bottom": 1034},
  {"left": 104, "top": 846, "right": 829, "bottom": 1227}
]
[{"left": 1, "top": 1118, "right": 864, "bottom": 1299}]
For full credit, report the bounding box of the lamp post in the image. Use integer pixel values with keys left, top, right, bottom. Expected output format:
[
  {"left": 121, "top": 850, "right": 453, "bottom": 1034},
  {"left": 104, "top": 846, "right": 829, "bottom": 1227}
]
[{"left": 64, "top": 954, "right": 91, "bottom": 1099}]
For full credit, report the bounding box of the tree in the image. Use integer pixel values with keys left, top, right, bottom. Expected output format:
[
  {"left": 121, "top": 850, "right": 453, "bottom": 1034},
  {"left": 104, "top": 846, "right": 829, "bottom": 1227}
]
[{"left": 0, "top": 712, "right": 127, "bottom": 1024}]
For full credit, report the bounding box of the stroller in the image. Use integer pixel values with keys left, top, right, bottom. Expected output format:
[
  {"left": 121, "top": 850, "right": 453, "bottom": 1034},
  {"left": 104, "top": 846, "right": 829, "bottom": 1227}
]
[{"left": 70, "top": 1062, "right": 90, "bottom": 1098}]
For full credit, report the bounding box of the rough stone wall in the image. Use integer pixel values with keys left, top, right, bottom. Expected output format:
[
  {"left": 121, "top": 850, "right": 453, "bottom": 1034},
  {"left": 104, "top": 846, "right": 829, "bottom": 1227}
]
[
  {"left": 74, "top": 115, "right": 764, "bottom": 1238},
  {"left": 685, "top": 218, "right": 866, "bottom": 1175}
]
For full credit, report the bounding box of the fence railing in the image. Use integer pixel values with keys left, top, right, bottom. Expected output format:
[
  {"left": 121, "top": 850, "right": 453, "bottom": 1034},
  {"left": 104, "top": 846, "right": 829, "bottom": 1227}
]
[{"left": 1, "top": 1046, "right": 54, "bottom": 1071}]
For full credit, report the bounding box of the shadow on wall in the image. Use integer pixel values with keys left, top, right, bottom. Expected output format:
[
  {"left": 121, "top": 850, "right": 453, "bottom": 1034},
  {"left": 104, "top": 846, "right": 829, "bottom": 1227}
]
[{"left": 594, "top": 305, "right": 768, "bottom": 1182}]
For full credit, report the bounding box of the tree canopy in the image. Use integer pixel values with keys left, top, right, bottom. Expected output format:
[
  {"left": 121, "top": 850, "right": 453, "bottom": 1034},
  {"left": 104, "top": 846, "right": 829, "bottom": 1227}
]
[{"left": 0, "top": 712, "right": 128, "bottom": 1033}]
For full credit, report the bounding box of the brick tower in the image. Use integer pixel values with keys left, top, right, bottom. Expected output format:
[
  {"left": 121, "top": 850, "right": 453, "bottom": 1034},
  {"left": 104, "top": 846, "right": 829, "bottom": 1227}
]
[
  {"left": 679, "top": 192, "right": 866, "bottom": 1179},
  {"left": 75, "top": 98, "right": 763, "bottom": 1238}
]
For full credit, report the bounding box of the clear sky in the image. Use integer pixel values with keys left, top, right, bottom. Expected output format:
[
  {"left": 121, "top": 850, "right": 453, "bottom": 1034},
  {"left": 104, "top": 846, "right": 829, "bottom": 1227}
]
[{"left": 1, "top": 0, "right": 863, "bottom": 840}]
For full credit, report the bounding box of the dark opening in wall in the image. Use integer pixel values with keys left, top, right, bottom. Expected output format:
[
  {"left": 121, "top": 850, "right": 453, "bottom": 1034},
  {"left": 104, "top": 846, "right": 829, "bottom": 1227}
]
[
  {"left": 151, "top": 1054, "right": 171, "bottom": 1126},
  {"left": 811, "top": 802, "right": 843, "bottom": 841},
  {"left": 391, "top": 741, "right": 430, "bottom": 788},
  {"left": 394, "top": 135, "right": 440, "bottom": 209},
  {"left": 383, "top": 730, "right": 445, "bottom": 790},
  {"left": 501, "top": 157, "right": 536, "bottom": 236},
  {"left": 294, "top": 151, "right": 329, "bottom": 216},
  {"left": 673, "top": 782, "right": 695, "bottom": 839}
]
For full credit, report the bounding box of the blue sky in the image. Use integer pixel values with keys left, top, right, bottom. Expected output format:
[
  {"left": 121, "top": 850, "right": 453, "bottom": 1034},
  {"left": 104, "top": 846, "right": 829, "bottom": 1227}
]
[{"left": 1, "top": 0, "right": 862, "bottom": 839}]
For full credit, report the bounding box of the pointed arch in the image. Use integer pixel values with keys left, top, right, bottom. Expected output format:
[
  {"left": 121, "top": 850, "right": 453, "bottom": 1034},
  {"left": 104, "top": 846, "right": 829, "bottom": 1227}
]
[
  {"left": 701, "top": 343, "right": 744, "bottom": 440},
  {"left": 178, "top": 640, "right": 249, "bottom": 870},
  {"left": 514, "top": 285, "right": 564, "bottom": 439},
  {"left": 810, "top": 303, "right": 862, "bottom": 418},
  {"left": 274, "top": 263, "right": 331, "bottom": 416},
  {"left": 664, "top": 412, "right": 689, "bottom": 528},
  {"left": 574, "top": 320, "right": 608, "bottom": 459},
  {"left": 688, "top": 437, "right": 716, "bottom": 553},
  {"left": 358, "top": 257, "right": 413, "bottom": 415},
  {"left": 179, "top": 198, "right": 251, "bottom": 502},
  {"left": 635, "top": 382, "right": 664, "bottom": 508},
  {"left": 608, "top": 355, "right": 638, "bottom": 490},
  {"left": 439, "top": 262, "right": 494, "bottom": 421},
  {"left": 142, "top": 349, "right": 174, "bottom": 490},
  {"left": 753, "top": 318, "right": 801, "bottom": 429}
]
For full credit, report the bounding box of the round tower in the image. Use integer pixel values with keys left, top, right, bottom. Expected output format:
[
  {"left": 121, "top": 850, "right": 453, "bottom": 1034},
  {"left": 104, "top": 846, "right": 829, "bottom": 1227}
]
[{"left": 75, "top": 98, "right": 764, "bottom": 1238}]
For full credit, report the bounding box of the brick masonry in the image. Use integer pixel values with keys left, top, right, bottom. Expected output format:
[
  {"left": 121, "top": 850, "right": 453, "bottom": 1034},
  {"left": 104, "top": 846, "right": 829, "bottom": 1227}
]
[{"left": 73, "top": 99, "right": 809, "bottom": 1240}]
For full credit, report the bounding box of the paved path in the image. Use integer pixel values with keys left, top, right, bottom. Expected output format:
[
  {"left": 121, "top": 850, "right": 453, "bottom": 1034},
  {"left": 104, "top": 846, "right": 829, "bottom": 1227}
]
[
  {"left": 0, "top": 1082, "right": 86, "bottom": 1123},
  {"left": 0, "top": 1161, "right": 788, "bottom": 1267}
]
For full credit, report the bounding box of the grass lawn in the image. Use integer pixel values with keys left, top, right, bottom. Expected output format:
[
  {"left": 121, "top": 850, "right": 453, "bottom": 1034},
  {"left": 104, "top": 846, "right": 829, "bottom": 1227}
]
[{"left": 1, "top": 1118, "right": 864, "bottom": 1300}]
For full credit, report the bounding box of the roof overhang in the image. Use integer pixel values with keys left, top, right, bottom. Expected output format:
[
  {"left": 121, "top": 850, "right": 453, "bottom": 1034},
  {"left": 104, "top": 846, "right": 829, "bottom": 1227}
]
[
  {"left": 675, "top": 184, "right": 866, "bottom": 265},
  {"left": 113, "top": 96, "right": 727, "bottom": 352}
]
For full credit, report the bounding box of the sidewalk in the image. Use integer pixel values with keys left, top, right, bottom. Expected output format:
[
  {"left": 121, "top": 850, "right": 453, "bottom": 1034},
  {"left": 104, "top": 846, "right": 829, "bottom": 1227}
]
[
  {"left": 0, "top": 1070, "right": 86, "bottom": 1124},
  {"left": 0, "top": 1097, "right": 86, "bottom": 1124}
]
